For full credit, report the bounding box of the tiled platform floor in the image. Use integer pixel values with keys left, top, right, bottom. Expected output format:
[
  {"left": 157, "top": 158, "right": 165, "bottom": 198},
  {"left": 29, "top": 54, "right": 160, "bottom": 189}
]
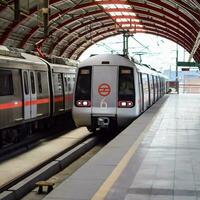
[
  {"left": 43, "top": 94, "right": 200, "bottom": 200},
  {"left": 108, "top": 94, "right": 200, "bottom": 200}
]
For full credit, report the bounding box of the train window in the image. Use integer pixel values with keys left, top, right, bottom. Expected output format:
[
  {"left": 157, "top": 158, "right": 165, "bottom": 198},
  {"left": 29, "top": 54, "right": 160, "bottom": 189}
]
[
  {"left": 37, "top": 72, "right": 42, "bottom": 93},
  {"left": 142, "top": 74, "right": 149, "bottom": 105},
  {"left": 68, "top": 83, "right": 71, "bottom": 92},
  {"left": 53, "top": 73, "right": 63, "bottom": 94},
  {"left": 118, "top": 66, "right": 135, "bottom": 101},
  {"left": 0, "top": 69, "right": 14, "bottom": 96},
  {"left": 64, "top": 75, "right": 67, "bottom": 89},
  {"left": 30, "top": 72, "right": 35, "bottom": 94},
  {"left": 23, "top": 71, "right": 29, "bottom": 95},
  {"left": 75, "top": 66, "right": 91, "bottom": 101}
]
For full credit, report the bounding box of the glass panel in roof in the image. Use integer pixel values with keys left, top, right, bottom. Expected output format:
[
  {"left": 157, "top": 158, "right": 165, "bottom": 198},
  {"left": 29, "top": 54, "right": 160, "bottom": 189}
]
[
  {"left": 109, "top": 12, "right": 123, "bottom": 16},
  {"left": 101, "top": 4, "right": 116, "bottom": 9},
  {"left": 136, "top": 24, "right": 143, "bottom": 27},
  {"left": 122, "top": 24, "right": 131, "bottom": 27},
  {"left": 121, "top": 12, "right": 136, "bottom": 16},
  {"left": 116, "top": 18, "right": 129, "bottom": 22},
  {"left": 115, "top": 4, "right": 132, "bottom": 9}
]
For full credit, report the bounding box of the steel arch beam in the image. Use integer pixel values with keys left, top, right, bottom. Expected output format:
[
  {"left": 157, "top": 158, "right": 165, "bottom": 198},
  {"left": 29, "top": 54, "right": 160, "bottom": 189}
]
[
  {"left": 9, "top": 0, "right": 198, "bottom": 50},
  {"left": 47, "top": 9, "right": 197, "bottom": 56},
  {"left": 60, "top": 22, "right": 193, "bottom": 58},
  {"left": 48, "top": 16, "right": 112, "bottom": 54},
  {"left": 65, "top": 25, "right": 192, "bottom": 59},
  {"left": 59, "top": 23, "right": 116, "bottom": 56},
  {"left": 71, "top": 29, "right": 192, "bottom": 60},
  {"left": 0, "top": 0, "right": 199, "bottom": 61}
]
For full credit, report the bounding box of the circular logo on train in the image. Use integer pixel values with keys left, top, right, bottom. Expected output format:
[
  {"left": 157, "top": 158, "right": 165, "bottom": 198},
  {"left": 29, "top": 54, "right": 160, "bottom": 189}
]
[{"left": 98, "top": 83, "right": 111, "bottom": 97}]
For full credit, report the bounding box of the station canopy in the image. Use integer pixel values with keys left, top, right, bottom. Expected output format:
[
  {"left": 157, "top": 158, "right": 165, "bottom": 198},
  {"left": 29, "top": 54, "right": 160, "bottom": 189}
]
[{"left": 0, "top": 0, "right": 199, "bottom": 60}]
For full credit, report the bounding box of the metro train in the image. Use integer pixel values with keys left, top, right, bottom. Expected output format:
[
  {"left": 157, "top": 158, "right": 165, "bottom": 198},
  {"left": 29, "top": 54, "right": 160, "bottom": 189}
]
[
  {"left": 0, "top": 46, "right": 77, "bottom": 147},
  {"left": 73, "top": 54, "right": 168, "bottom": 132}
]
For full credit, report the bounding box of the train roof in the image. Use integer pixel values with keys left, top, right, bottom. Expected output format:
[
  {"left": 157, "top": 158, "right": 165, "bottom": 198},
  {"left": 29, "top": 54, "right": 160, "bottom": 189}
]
[
  {"left": 0, "top": 46, "right": 48, "bottom": 71},
  {"left": 80, "top": 54, "right": 133, "bottom": 67},
  {"left": 79, "top": 54, "right": 167, "bottom": 79},
  {"left": 50, "top": 63, "right": 77, "bottom": 73}
]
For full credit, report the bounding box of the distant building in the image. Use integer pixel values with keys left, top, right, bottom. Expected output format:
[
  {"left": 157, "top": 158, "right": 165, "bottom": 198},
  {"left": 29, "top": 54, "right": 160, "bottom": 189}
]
[
  {"left": 163, "top": 69, "right": 200, "bottom": 93},
  {"left": 163, "top": 69, "right": 200, "bottom": 82}
]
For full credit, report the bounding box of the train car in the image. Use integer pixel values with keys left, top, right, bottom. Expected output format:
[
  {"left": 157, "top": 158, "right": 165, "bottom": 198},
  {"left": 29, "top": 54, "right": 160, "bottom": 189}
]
[
  {"left": 0, "top": 49, "right": 50, "bottom": 130},
  {"left": 0, "top": 46, "right": 77, "bottom": 147},
  {"left": 72, "top": 54, "right": 168, "bottom": 132},
  {"left": 47, "top": 63, "right": 76, "bottom": 116}
]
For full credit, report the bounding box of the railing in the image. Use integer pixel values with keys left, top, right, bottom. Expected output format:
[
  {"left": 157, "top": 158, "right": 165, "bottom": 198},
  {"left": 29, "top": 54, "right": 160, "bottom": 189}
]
[{"left": 179, "top": 84, "right": 200, "bottom": 93}]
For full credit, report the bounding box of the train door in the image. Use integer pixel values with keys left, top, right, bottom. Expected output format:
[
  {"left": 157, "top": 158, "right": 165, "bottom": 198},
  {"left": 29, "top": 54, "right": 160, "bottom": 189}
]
[
  {"left": 30, "top": 71, "right": 37, "bottom": 118},
  {"left": 53, "top": 72, "right": 65, "bottom": 113},
  {"left": 22, "top": 70, "right": 37, "bottom": 120},
  {"left": 92, "top": 66, "right": 117, "bottom": 115},
  {"left": 157, "top": 77, "right": 160, "bottom": 98},
  {"left": 63, "top": 74, "right": 72, "bottom": 111},
  {"left": 147, "top": 75, "right": 151, "bottom": 106},
  {"left": 63, "top": 74, "right": 69, "bottom": 111},
  {"left": 149, "top": 75, "right": 154, "bottom": 105},
  {"left": 139, "top": 73, "right": 144, "bottom": 112},
  {"left": 153, "top": 76, "right": 157, "bottom": 101}
]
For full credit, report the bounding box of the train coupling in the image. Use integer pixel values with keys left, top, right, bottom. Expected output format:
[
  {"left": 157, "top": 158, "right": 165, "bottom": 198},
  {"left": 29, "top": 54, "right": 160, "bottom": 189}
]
[{"left": 97, "top": 117, "right": 110, "bottom": 127}]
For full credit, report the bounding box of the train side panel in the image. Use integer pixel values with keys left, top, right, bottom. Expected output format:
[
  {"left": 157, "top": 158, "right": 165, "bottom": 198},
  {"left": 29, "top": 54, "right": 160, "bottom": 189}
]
[
  {"left": 35, "top": 71, "right": 50, "bottom": 118},
  {"left": 51, "top": 65, "right": 76, "bottom": 116},
  {"left": 117, "top": 67, "right": 140, "bottom": 127},
  {"left": 0, "top": 68, "right": 23, "bottom": 129}
]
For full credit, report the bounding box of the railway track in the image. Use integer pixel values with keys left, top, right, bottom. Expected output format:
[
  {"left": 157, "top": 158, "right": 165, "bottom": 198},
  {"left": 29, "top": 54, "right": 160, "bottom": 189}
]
[
  {"left": 0, "top": 115, "right": 76, "bottom": 163},
  {"left": 0, "top": 128, "right": 119, "bottom": 200}
]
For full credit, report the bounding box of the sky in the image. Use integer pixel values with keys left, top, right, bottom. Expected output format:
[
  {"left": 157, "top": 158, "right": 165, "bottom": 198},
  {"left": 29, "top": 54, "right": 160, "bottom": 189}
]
[{"left": 79, "top": 33, "right": 191, "bottom": 73}]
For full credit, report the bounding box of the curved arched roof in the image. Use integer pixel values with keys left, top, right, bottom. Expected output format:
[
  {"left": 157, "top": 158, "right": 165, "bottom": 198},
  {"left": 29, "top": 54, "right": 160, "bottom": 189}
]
[{"left": 0, "top": 0, "right": 199, "bottom": 61}]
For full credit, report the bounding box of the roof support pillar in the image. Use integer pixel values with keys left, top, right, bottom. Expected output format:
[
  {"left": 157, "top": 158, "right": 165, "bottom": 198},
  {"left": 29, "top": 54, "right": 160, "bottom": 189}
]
[
  {"left": 14, "top": 0, "right": 20, "bottom": 21},
  {"left": 37, "top": 0, "right": 49, "bottom": 37},
  {"left": 123, "top": 32, "right": 129, "bottom": 56},
  {"left": 188, "top": 31, "right": 200, "bottom": 62}
]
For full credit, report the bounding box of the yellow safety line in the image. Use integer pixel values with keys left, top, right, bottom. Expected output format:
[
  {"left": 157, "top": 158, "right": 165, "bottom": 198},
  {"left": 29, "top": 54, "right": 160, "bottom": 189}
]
[
  {"left": 91, "top": 107, "right": 162, "bottom": 200},
  {"left": 91, "top": 130, "right": 146, "bottom": 200}
]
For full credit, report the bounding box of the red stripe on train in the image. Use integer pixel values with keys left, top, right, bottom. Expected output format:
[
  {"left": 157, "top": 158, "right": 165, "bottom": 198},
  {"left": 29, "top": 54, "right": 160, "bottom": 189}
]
[
  {"left": 54, "top": 95, "right": 73, "bottom": 103},
  {"left": 0, "top": 98, "right": 50, "bottom": 110},
  {"left": 0, "top": 101, "right": 23, "bottom": 110},
  {"left": 25, "top": 98, "right": 50, "bottom": 106},
  {"left": 0, "top": 95, "right": 73, "bottom": 110}
]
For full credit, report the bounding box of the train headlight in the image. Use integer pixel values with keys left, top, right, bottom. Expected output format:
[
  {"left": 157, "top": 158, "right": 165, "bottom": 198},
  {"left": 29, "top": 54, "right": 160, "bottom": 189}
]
[
  {"left": 76, "top": 100, "right": 91, "bottom": 107},
  {"left": 121, "top": 102, "right": 127, "bottom": 107},
  {"left": 77, "top": 100, "right": 82, "bottom": 106},
  {"left": 118, "top": 101, "right": 133, "bottom": 108}
]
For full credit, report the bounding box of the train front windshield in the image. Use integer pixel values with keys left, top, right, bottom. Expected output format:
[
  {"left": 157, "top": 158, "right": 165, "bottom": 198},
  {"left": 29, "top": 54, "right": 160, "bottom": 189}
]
[
  {"left": 118, "top": 66, "right": 135, "bottom": 107},
  {"left": 75, "top": 66, "right": 91, "bottom": 107}
]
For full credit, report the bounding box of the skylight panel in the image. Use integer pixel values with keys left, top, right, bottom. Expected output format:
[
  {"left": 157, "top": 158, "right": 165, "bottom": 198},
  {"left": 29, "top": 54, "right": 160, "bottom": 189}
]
[
  {"left": 115, "top": 4, "right": 132, "bottom": 9},
  {"left": 116, "top": 18, "right": 129, "bottom": 22},
  {"left": 95, "top": 0, "right": 140, "bottom": 32},
  {"left": 101, "top": 4, "right": 116, "bottom": 9},
  {"left": 109, "top": 12, "right": 123, "bottom": 16},
  {"left": 136, "top": 24, "right": 143, "bottom": 27},
  {"left": 122, "top": 24, "right": 131, "bottom": 27},
  {"left": 134, "top": 19, "right": 140, "bottom": 22}
]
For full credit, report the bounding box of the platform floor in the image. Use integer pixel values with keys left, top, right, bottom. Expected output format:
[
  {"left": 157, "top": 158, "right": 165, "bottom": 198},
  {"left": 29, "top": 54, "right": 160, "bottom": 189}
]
[{"left": 43, "top": 94, "right": 200, "bottom": 200}]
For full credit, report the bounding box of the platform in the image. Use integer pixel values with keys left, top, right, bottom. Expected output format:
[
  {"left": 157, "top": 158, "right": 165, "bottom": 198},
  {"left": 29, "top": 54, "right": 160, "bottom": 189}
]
[{"left": 43, "top": 94, "right": 200, "bottom": 200}]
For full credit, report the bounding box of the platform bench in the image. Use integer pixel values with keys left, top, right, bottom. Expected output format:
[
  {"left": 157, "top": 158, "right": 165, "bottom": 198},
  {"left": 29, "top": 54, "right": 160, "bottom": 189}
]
[{"left": 36, "top": 181, "right": 55, "bottom": 194}]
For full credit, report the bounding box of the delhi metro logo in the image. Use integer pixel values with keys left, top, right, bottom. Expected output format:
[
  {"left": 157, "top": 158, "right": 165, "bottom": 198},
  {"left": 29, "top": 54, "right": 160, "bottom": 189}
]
[{"left": 98, "top": 83, "right": 111, "bottom": 97}]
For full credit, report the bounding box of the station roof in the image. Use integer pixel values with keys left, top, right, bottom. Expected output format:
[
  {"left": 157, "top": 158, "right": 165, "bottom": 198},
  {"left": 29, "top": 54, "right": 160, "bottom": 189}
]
[{"left": 0, "top": 0, "right": 199, "bottom": 61}]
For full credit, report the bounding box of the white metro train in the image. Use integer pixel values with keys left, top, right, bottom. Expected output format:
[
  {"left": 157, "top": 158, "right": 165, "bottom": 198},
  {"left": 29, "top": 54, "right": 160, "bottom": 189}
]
[{"left": 72, "top": 54, "right": 168, "bottom": 132}]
